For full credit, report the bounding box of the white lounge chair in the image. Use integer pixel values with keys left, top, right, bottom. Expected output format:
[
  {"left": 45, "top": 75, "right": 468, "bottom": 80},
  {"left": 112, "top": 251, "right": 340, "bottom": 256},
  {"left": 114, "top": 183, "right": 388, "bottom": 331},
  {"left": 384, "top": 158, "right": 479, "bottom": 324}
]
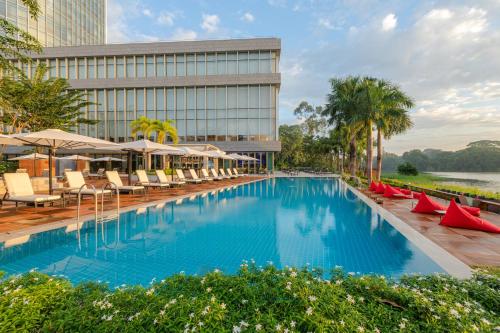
[
  {"left": 136, "top": 170, "right": 169, "bottom": 190},
  {"left": 65, "top": 171, "right": 112, "bottom": 199},
  {"left": 201, "top": 169, "right": 217, "bottom": 181},
  {"left": 1, "top": 173, "right": 62, "bottom": 208},
  {"left": 220, "top": 168, "right": 235, "bottom": 179},
  {"left": 189, "top": 169, "right": 209, "bottom": 182},
  {"left": 226, "top": 168, "right": 239, "bottom": 178},
  {"left": 155, "top": 170, "right": 185, "bottom": 187},
  {"left": 233, "top": 168, "right": 247, "bottom": 177},
  {"left": 105, "top": 171, "right": 145, "bottom": 194},
  {"left": 89, "top": 168, "right": 105, "bottom": 179},
  {"left": 211, "top": 168, "right": 229, "bottom": 179},
  {"left": 176, "top": 169, "right": 202, "bottom": 184}
]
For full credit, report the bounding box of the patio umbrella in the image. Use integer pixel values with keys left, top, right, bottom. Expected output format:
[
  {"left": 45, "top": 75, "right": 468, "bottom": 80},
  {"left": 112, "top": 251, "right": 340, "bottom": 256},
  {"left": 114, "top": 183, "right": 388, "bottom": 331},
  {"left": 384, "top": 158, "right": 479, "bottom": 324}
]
[
  {"left": 90, "top": 157, "right": 126, "bottom": 162},
  {"left": 11, "top": 129, "right": 118, "bottom": 194},
  {"left": 102, "top": 139, "right": 183, "bottom": 184},
  {"left": 9, "top": 152, "right": 57, "bottom": 177},
  {"left": 0, "top": 134, "right": 23, "bottom": 146},
  {"left": 58, "top": 154, "right": 93, "bottom": 161}
]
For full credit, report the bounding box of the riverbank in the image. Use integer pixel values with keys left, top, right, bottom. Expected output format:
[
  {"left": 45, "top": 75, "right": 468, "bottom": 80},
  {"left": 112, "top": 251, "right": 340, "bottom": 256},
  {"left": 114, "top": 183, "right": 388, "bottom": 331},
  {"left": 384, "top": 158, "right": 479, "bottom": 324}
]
[{"left": 381, "top": 173, "right": 499, "bottom": 200}]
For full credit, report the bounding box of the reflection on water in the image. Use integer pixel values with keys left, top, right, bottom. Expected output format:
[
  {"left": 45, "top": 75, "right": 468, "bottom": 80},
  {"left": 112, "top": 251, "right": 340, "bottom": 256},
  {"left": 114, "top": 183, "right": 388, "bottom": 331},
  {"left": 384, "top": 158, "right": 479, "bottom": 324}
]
[
  {"left": 428, "top": 172, "right": 500, "bottom": 192},
  {"left": 0, "top": 178, "right": 443, "bottom": 287}
]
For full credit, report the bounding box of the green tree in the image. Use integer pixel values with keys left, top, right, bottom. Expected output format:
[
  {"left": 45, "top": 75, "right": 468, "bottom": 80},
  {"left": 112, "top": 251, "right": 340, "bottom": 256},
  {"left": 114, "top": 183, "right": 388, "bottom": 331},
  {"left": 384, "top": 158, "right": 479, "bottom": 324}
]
[
  {"left": 131, "top": 116, "right": 155, "bottom": 139},
  {"left": 151, "top": 119, "right": 179, "bottom": 144},
  {"left": 0, "top": 65, "right": 95, "bottom": 132},
  {"left": 0, "top": 0, "right": 41, "bottom": 74},
  {"left": 293, "top": 101, "right": 327, "bottom": 136},
  {"left": 397, "top": 162, "right": 418, "bottom": 176},
  {"left": 276, "top": 125, "right": 305, "bottom": 168}
]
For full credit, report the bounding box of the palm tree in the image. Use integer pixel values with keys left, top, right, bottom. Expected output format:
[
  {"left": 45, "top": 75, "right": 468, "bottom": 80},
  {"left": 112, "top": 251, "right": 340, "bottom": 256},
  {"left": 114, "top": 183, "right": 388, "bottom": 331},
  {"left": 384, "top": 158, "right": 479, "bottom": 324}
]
[
  {"left": 130, "top": 116, "right": 154, "bottom": 139},
  {"left": 151, "top": 119, "right": 179, "bottom": 144}
]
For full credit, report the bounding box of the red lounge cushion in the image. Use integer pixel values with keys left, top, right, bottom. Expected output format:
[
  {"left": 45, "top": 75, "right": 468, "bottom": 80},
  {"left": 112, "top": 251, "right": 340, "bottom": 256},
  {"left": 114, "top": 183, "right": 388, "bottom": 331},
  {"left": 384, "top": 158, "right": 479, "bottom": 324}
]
[
  {"left": 369, "top": 181, "right": 378, "bottom": 192},
  {"left": 461, "top": 205, "right": 480, "bottom": 217},
  {"left": 411, "top": 192, "right": 446, "bottom": 214},
  {"left": 383, "top": 185, "right": 412, "bottom": 199},
  {"left": 375, "top": 182, "right": 386, "bottom": 194},
  {"left": 412, "top": 192, "right": 422, "bottom": 199},
  {"left": 440, "top": 200, "right": 500, "bottom": 233},
  {"left": 400, "top": 189, "right": 412, "bottom": 195}
]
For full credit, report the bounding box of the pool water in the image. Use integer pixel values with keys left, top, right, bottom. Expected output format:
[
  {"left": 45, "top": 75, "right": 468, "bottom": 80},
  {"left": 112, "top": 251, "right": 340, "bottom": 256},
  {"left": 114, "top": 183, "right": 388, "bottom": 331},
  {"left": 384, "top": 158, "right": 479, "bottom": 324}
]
[{"left": 0, "top": 178, "right": 444, "bottom": 286}]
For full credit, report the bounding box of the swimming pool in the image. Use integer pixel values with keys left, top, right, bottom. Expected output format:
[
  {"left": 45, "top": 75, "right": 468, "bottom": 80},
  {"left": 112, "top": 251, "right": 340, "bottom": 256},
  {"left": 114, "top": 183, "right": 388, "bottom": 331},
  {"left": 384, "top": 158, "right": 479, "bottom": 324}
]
[{"left": 1, "top": 177, "right": 446, "bottom": 286}]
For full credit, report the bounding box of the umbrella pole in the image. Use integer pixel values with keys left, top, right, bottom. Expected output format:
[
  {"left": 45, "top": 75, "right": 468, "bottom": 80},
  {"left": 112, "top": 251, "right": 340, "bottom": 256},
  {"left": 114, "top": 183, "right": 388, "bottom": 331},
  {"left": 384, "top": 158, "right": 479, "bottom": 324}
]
[
  {"left": 127, "top": 151, "right": 132, "bottom": 185},
  {"left": 48, "top": 148, "right": 53, "bottom": 194}
]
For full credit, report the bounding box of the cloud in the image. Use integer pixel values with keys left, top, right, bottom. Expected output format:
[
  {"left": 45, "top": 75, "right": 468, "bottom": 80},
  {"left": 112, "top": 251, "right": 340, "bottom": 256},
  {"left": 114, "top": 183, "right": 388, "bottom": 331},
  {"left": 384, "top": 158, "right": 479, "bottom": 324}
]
[
  {"left": 106, "top": 0, "right": 130, "bottom": 43},
  {"left": 241, "top": 12, "right": 255, "bottom": 23},
  {"left": 382, "top": 13, "right": 397, "bottom": 31},
  {"left": 201, "top": 14, "right": 220, "bottom": 33},
  {"left": 318, "top": 18, "right": 335, "bottom": 30},
  {"left": 268, "top": 0, "right": 287, "bottom": 7},
  {"left": 157, "top": 11, "right": 176, "bottom": 26},
  {"left": 170, "top": 28, "right": 197, "bottom": 41},
  {"left": 142, "top": 8, "right": 153, "bottom": 17}
]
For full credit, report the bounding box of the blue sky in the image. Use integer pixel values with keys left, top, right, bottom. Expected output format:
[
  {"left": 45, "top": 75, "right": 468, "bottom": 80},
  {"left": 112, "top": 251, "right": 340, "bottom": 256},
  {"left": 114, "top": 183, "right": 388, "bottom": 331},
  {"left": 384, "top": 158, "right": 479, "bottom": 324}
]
[{"left": 107, "top": 0, "right": 500, "bottom": 154}]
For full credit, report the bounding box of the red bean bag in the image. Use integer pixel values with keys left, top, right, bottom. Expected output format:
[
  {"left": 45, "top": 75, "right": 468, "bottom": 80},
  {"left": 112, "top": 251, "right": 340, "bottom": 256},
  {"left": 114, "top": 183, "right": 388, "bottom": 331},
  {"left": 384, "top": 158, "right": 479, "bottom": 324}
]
[
  {"left": 440, "top": 200, "right": 500, "bottom": 233},
  {"left": 369, "top": 181, "right": 378, "bottom": 192},
  {"left": 412, "top": 192, "right": 422, "bottom": 199},
  {"left": 400, "top": 189, "right": 412, "bottom": 195},
  {"left": 461, "top": 205, "right": 480, "bottom": 217},
  {"left": 411, "top": 192, "right": 446, "bottom": 214},
  {"left": 375, "top": 182, "right": 386, "bottom": 194},
  {"left": 383, "top": 185, "right": 412, "bottom": 199}
]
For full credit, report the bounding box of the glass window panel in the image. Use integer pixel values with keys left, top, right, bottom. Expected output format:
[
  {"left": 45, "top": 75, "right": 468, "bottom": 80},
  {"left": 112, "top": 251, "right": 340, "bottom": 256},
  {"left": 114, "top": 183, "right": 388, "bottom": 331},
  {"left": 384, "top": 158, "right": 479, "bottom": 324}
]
[
  {"left": 146, "top": 56, "right": 154, "bottom": 77},
  {"left": 249, "top": 86, "right": 259, "bottom": 109},
  {"left": 249, "top": 119, "right": 259, "bottom": 141},
  {"left": 156, "top": 55, "right": 164, "bottom": 76},
  {"left": 136, "top": 56, "right": 144, "bottom": 77},
  {"left": 88, "top": 91, "right": 96, "bottom": 137},
  {"left": 238, "top": 52, "right": 248, "bottom": 74},
  {"left": 186, "top": 54, "right": 195, "bottom": 76},
  {"left": 195, "top": 87, "right": 205, "bottom": 109},
  {"left": 227, "top": 53, "right": 237, "bottom": 74},
  {"left": 116, "top": 57, "right": 124, "bottom": 78},
  {"left": 238, "top": 86, "right": 248, "bottom": 108},
  {"left": 260, "top": 119, "right": 270, "bottom": 138},
  {"left": 68, "top": 59, "right": 76, "bottom": 79},
  {"left": 97, "top": 90, "right": 105, "bottom": 139},
  {"left": 166, "top": 55, "right": 174, "bottom": 76},
  {"left": 196, "top": 54, "right": 205, "bottom": 76},
  {"left": 271, "top": 52, "right": 277, "bottom": 73},
  {"left": 97, "top": 57, "right": 105, "bottom": 78},
  {"left": 49, "top": 59, "right": 57, "bottom": 77},
  {"left": 227, "top": 119, "right": 237, "bottom": 141},
  {"left": 58, "top": 59, "right": 66, "bottom": 78},
  {"left": 217, "top": 53, "right": 226, "bottom": 75},
  {"left": 187, "top": 88, "right": 195, "bottom": 119},
  {"left": 176, "top": 88, "right": 185, "bottom": 119},
  {"left": 206, "top": 53, "right": 216, "bottom": 75},
  {"left": 207, "top": 120, "right": 216, "bottom": 134},
  {"left": 227, "top": 87, "right": 237, "bottom": 109},
  {"left": 156, "top": 89, "right": 164, "bottom": 111},
  {"left": 107, "top": 90, "right": 115, "bottom": 140},
  {"left": 107, "top": 57, "right": 114, "bottom": 78},
  {"left": 176, "top": 54, "right": 185, "bottom": 76},
  {"left": 249, "top": 52, "right": 259, "bottom": 74},
  {"left": 186, "top": 120, "right": 196, "bottom": 139},
  {"left": 260, "top": 51, "right": 271, "bottom": 73},
  {"left": 77, "top": 58, "right": 86, "bottom": 79},
  {"left": 206, "top": 87, "right": 215, "bottom": 110},
  {"left": 126, "top": 57, "right": 134, "bottom": 78},
  {"left": 136, "top": 88, "right": 144, "bottom": 117},
  {"left": 116, "top": 89, "right": 124, "bottom": 119},
  {"left": 146, "top": 88, "right": 154, "bottom": 111},
  {"left": 167, "top": 88, "right": 174, "bottom": 110},
  {"left": 238, "top": 119, "right": 248, "bottom": 140},
  {"left": 197, "top": 120, "right": 206, "bottom": 138},
  {"left": 216, "top": 87, "right": 226, "bottom": 108}
]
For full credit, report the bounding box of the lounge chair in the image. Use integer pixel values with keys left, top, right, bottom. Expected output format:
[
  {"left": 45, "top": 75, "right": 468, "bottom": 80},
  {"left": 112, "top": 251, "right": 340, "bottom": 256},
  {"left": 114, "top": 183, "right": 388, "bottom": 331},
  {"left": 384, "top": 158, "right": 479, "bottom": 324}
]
[
  {"left": 227, "top": 168, "right": 240, "bottom": 178},
  {"left": 233, "top": 168, "right": 247, "bottom": 177},
  {"left": 176, "top": 169, "right": 202, "bottom": 184},
  {"left": 155, "top": 170, "right": 185, "bottom": 187},
  {"left": 1, "top": 173, "right": 62, "bottom": 208},
  {"left": 89, "top": 168, "right": 105, "bottom": 179},
  {"left": 105, "top": 171, "right": 145, "bottom": 194},
  {"left": 82, "top": 169, "right": 90, "bottom": 178},
  {"left": 201, "top": 168, "right": 217, "bottom": 181},
  {"left": 211, "top": 168, "right": 229, "bottom": 179},
  {"left": 65, "top": 171, "right": 112, "bottom": 199},
  {"left": 136, "top": 170, "right": 169, "bottom": 190},
  {"left": 189, "top": 169, "right": 209, "bottom": 182},
  {"left": 220, "top": 168, "right": 236, "bottom": 179},
  {"left": 16, "top": 168, "right": 27, "bottom": 173}
]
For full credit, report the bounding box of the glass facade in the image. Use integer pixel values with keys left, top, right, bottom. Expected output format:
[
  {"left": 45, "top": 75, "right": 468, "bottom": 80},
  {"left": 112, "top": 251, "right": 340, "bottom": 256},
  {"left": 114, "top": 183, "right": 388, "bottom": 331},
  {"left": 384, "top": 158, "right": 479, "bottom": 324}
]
[{"left": 0, "top": 0, "right": 106, "bottom": 47}]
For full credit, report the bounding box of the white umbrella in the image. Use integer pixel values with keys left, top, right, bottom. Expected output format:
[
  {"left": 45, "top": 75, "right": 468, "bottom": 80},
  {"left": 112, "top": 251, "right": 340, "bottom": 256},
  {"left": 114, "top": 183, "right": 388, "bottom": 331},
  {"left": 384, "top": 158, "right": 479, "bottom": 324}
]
[
  {"left": 10, "top": 129, "right": 118, "bottom": 193},
  {"left": 58, "top": 154, "right": 93, "bottom": 161},
  {"left": 177, "top": 147, "right": 211, "bottom": 157},
  {"left": 0, "top": 134, "right": 23, "bottom": 146},
  {"left": 91, "top": 157, "right": 126, "bottom": 162},
  {"left": 8, "top": 153, "right": 53, "bottom": 160},
  {"left": 205, "top": 150, "right": 235, "bottom": 160}
]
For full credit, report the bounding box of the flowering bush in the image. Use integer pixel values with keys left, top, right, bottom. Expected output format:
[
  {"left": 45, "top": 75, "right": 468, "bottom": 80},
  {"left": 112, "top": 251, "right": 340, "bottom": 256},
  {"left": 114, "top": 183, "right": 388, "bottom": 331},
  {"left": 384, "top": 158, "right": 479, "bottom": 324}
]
[{"left": 0, "top": 265, "right": 498, "bottom": 332}]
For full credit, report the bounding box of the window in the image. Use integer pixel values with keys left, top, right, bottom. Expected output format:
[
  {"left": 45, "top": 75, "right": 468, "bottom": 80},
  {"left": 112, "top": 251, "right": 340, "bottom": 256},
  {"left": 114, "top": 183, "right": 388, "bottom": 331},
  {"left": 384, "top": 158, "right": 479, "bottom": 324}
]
[
  {"left": 136, "top": 56, "right": 144, "bottom": 77},
  {"left": 259, "top": 51, "right": 271, "bottom": 73},
  {"left": 106, "top": 57, "right": 114, "bottom": 78},
  {"left": 97, "top": 57, "right": 105, "bottom": 79},
  {"left": 126, "top": 89, "right": 135, "bottom": 138},
  {"left": 156, "top": 89, "right": 165, "bottom": 120},
  {"left": 87, "top": 58, "right": 95, "bottom": 78},
  {"left": 176, "top": 54, "right": 185, "bottom": 76},
  {"left": 206, "top": 53, "right": 216, "bottom": 75},
  {"left": 136, "top": 88, "right": 144, "bottom": 118},
  {"left": 166, "top": 55, "right": 174, "bottom": 76},
  {"left": 49, "top": 59, "right": 57, "bottom": 77},
  {"left": 77, "top": 58, "right": 86, "bottom": 79},
  {"left": 249, "top": 86, "right": 259, "bottom": 118},
  {"left": 68, "top": 59, "right": 76, "bottom": 79},
  {"left": 126, "top": 57, "right": 134, "bottom": 78},
  {"left": 216, "top": 87, "right": 226, "bottom": 119},
  {"left": 167, "top": 88, "right": 174, "bottom": 120},
  {"left": 116, "top": 57, "right": 124, "bottom": 78},
  {"left": 238, "top": 86, "right": 248, "bottom": 118},
  {"left": 116, "top": 89, "right": 125, "bottom": 141},
  {"left": 227, "top": 53, "right": 237, "bottom": 74},
  {"left": 197, "top": 87, "right": 206, "bottom": 114},
  {"left": 186, "top": 88, "right": 195, "bottom": 120},
  {"left": 156, "top": 55, "right": 164, "bottom": 76},
  {"left": 96, "top": 90, "right": 105, "bottom": 139},
  {"left": 249, "top": 52, "right": 259, "bottom": 74},
  {"left": 58, "top": 59, "right": 67, "bottom": 78},
  {"left": 146, "top": 88, "right": 155, "bottom": 119},
  {"left": 186, "top": 54, "right": 195, "bottom": 76},
  {"left": 196, "top": 54, "right": 205, "bottom": 75},
  {"left": 176, "top": 88, "right": 185, "bottom": 119},
  {"left": 107, "top": 90, "right": 115, "bottom": 141},
  {"left": 146, "top": 56, "right": 154, "bottom": 77},
  {"left": 238, "top": 52, "right": 248, "bottom": 74},
  {"left": 206, "top": 87, "right": 214, "bottom": 120},
  {"left": 217, "top": 53, "right": 226, "bottom": 75}
]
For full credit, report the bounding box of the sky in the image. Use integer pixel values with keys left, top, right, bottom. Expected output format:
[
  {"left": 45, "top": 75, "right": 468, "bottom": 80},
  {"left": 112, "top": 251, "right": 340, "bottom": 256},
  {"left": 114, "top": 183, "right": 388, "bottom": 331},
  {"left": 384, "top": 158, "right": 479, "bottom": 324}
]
[{"left": 106, "top": 0, "right": 500, "bottom": 154}]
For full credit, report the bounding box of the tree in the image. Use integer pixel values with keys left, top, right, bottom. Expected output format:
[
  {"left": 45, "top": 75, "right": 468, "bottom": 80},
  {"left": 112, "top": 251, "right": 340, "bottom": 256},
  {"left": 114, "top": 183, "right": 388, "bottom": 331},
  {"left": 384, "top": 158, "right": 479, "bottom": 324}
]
[
  {"left": 276, "top": 125, "right": 305, "bottom": 168},
  {"left": 293, "top": 101, "right": 327, "bottom": 136},
  {"left": 151, "top": 119, "right": 179, "bottom": 144},
  {"left": 402, "top": 150, "right": 430, "bottom": 171},
  {"left": 0, "top": 65, "right": 95, "bottom": 132},
  {"left": 397, "top": 162, "right": 418, "bottom": 176},
  {"left": 0, "top": 0, "right": 42, "bottom": 74},
  {"left": 131, "top": 116, "right": 154, "bottom": 139}
]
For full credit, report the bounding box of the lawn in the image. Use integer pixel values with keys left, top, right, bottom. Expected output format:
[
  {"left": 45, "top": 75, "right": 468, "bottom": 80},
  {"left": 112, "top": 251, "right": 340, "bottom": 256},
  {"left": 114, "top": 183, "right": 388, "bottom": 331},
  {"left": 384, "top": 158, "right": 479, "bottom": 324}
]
[{"left": 1, "top": 265, "right": 499, "bottom": 332}]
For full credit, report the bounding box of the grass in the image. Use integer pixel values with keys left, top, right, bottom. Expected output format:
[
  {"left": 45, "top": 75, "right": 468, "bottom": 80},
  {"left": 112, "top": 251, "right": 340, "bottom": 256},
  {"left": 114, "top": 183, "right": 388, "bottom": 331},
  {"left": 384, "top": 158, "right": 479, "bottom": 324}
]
[
  {"left": 381, "top": 173, "right": 500, "bottom": 200},
  {"left": 0, "top": 265, "right": 499, "bottom": 332}
]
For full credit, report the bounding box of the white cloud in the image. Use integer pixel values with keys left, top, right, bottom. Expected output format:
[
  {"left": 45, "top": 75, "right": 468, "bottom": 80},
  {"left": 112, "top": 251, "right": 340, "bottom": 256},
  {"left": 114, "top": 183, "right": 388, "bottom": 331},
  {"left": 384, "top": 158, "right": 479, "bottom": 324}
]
[
  {"left": 157, "top": 11, "right": 176, "bottom": 26},
  {"left": 318, "top": 18, "right": 335, "bottom": 30},
  {"left": 201, "top": 14, "right": 220, "bottom": 33},
  {"left": 241, "top": 12, "right": 255, "bottom": 23},
  {"left": 106, "top": 0, "right": 130, "bottom": 43},
  {"left": 268, "top": 0, "right": 287, "bottom": 7},
  {"left": 170, "top": 28, "right": 197, "bottom": 41},
  {"left": 382, "top": 13, "right": 397, "bottom": 31},
  {"left": 142, "top": 8, "right": 153, "bottom": 17}
]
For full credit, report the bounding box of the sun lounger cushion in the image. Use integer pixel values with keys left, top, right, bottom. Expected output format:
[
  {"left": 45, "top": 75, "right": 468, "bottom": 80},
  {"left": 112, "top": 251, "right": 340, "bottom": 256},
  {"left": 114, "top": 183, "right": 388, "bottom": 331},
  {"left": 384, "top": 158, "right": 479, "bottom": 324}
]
[
  {"left": 400, "top": 189, "right": 412, "bottom": 195},
  {"left": 375, "top": 182, "right": 386, "bottom": 194},
  {"left": 460, "top": 205, "right": 480, "bottom": 217},
  {"left": 440, "top": 200, "right": 500, "bottom": 233},
  {"left": 70, "top": 189, "right": 112, "bottom": 195},
  {"left": 369, "top": 181, "right": 378, "bottom": 191},
  {"left": 8, "top": 195, "right": 61, "bottom": 203},
  {"left": 383, "top": 185, "right": 412, "bottom": 198},
  {"left": 412, "top": 192, "right": 446, "bottom": 214}
]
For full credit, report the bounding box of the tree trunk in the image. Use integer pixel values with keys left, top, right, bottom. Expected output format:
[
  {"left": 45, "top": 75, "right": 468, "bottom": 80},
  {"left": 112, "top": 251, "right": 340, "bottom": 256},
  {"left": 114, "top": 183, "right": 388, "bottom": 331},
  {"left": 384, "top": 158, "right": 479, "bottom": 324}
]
[
  {"left": 349, "top": 136, "right": 357, "bottom": 177},
  {"left": 366, "top": 121, "right": 373, "bottom": 185},
  {"left": 376, "top": 128, "right": 383, "bottom": 181}
]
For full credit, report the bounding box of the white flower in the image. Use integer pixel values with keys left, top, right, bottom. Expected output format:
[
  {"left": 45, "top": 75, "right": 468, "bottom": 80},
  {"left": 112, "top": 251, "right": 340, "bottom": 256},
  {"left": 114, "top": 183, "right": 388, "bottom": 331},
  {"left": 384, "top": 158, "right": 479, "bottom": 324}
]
[
  {"left": 374, "top": 328, "right": 380, "bottom": 333},
  {"left": 358, "top": 297, "right": 364, "bottom": 302},
  {"left": 450, "top": 309, "right": 460, "bottom": 318},
  {"left": 275, "top": 323, "right": 282, "bottom": 331},
  {"left": 340, "top": 320, "right": 345, "bottom": 326},
  {"left": 357, "top": 326, "right": 365, "bottom": 332},
  {"left": 335, "top": 280, "right": 343, "bottom": 285},
  {"left": 146, "top": 288, "right": 155, "bottom": 296},
  {"left": 255, "top": 324, "right": 262, "bottom": 331},
  {"left": 308, "top": 295, "right": 317, "bottom": 302},
  {"left": 220, "top": 303, "right": 227, "bottom": 309},
  {"left": 290, "top": 321, "right": 296, "bottom": 328},
  {"left": 399, "top": 322, "right": 406, "bottom": 329},
  {"left": 346, "top": 294, "right": 355, "bottom": 304},
  {"left": 198, "top": 321, "right": 204, "bottom": 327},
  {"left": 241, "top": 299, "right": 248, "bottom": 304},
  {"left": 232, "top": 326, "right": 241, "bottom": 333},
  {"left": 189, "top": 313, "right": 195, "bottom": 318},
  {"left": 206, "top": 287, "right": 212, "bottom": 292},
  {"left": 306, "top": 307, "right": 313, "bottom": 315},
  {"left": 481, "top": 318, "right": 491, "bottom": 325},
  {"left": 290, "top": 271, "right": 297, "bottom": 278}
]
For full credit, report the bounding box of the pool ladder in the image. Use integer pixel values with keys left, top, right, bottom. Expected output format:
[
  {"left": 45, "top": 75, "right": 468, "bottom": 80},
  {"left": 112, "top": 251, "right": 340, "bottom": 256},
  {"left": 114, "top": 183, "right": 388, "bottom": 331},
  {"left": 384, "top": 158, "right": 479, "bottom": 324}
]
[{"left": 76, "top": 182, "right": 120, "bottom": 225}]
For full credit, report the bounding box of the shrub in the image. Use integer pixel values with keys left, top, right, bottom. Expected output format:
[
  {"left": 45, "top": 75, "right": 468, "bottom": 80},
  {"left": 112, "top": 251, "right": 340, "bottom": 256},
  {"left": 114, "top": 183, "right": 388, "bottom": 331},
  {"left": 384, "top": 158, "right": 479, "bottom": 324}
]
[
  {"left": 397, "top": 162, "right": 419, "bottom": 176},
  {"left": 0, "top": 266, "right": 498, "bottom": 332}
]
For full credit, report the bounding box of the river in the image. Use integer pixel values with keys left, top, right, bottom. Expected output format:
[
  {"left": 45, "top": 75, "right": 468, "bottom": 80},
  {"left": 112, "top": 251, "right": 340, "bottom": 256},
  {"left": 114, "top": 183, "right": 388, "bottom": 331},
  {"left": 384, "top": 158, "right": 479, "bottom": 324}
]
[{"left": 427, "top": 172, "right": 500, "bottom": 193}]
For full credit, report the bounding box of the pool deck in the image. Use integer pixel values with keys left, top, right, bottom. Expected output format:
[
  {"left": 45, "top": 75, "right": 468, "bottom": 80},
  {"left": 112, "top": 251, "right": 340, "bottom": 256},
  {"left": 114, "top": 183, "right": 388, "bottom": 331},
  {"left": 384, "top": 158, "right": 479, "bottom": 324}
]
[{"left": 1, "top": 173, "right": 499, "bottom": 270}]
